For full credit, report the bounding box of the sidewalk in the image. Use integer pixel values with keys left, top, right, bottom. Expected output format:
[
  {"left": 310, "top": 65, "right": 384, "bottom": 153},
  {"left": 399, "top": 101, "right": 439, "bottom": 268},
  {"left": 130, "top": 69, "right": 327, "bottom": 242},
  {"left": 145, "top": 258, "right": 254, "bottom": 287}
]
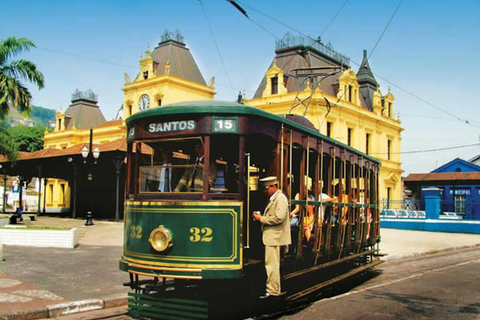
[
  {"left": 0, "top": 217, "right": 480, "bottom": 319},
  {"left": 0, "top": 217, "right": 127, "bottom": 319}
]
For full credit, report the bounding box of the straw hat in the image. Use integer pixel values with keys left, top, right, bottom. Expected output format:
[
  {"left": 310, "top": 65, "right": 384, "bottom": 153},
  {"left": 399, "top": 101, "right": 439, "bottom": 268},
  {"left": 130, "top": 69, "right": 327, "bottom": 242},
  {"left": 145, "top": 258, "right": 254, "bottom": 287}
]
[{"left": 259, "top": 176, "right": 278, "bottom": 188}]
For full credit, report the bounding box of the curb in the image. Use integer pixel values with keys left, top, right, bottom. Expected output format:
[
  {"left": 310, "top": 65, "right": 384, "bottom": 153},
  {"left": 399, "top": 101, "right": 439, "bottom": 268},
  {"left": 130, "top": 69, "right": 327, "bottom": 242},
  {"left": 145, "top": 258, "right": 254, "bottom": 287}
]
[
  {"left": 382, "top": 243, "right": 480, "bottom": 261},
  {"left": 0, "top": 296, "right": 127, "bottom": 320}
]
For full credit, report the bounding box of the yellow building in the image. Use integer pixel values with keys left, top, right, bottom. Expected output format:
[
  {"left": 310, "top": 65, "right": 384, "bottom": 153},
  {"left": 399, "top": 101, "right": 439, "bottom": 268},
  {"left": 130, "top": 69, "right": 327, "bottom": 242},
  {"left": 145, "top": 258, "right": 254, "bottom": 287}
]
[
  {"left": 245, "top": 37, "right": 403, "bottom": 206},
  {"left": 122, "top": 33, "right": 215, "bottom": 119},
  {"left": 39, "top": 32, "right": 402, "bottom": 215},
  {"left": 42, "top": 32, "right": 214, "bottom": 215}
]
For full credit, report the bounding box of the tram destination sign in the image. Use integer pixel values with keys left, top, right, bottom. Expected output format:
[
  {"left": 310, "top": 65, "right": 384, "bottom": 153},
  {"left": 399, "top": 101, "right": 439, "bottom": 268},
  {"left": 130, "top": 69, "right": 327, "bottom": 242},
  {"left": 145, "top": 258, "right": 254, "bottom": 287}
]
[
  {"left": 212, "top": 117, "right": 238, "bottom": 133},
  {"left": 147, "top": 120, "right": 196, "bottom": 134}
]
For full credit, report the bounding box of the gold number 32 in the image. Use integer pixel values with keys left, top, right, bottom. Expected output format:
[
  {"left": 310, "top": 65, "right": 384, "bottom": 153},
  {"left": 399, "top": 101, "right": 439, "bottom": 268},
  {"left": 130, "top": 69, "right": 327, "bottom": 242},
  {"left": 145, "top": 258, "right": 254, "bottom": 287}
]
[
  {"left": 189, "top": 227, "right": 213, "bottom": 242},
  {"left": 131, "top": 225, "right": 142, "bottom": 239}
]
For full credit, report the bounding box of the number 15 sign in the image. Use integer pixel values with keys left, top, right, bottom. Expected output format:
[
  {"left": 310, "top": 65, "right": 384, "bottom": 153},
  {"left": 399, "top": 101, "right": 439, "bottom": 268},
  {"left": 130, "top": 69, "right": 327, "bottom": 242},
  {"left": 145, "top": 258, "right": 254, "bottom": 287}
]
[{"left": 212, "top": 117, "right": 238, "bottom": 133}]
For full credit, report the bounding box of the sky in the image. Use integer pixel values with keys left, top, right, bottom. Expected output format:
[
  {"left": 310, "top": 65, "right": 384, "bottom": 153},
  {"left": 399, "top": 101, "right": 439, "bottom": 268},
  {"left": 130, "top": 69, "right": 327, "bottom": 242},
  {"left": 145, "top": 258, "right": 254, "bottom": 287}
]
[{"left": 1, "top": 0, "right": 479, "bottom": 176}]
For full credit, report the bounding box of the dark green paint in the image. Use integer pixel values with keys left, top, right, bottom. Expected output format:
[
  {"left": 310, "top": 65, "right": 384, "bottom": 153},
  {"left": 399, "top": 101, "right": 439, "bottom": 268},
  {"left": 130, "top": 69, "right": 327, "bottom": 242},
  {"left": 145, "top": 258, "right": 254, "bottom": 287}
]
[{"left": 124, "top": 203, "right": 242, "bottom": 269}]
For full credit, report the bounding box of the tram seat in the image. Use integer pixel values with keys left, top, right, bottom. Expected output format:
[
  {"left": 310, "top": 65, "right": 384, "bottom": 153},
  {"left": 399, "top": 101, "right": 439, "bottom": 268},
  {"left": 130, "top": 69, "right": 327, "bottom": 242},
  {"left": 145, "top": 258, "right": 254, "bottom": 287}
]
[
  {"left": 212, "top": 168, "right": 227, "bottom": 192},
  {"left": 212, "top": 160, "right": 227, "bottom": 192}
]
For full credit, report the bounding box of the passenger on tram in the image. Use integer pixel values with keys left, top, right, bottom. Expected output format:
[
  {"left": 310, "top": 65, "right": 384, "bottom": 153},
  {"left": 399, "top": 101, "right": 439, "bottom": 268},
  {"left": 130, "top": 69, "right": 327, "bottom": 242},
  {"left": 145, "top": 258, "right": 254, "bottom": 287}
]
[
  {"left": 318, "top": 190, "right": 335, "bottom": 225},
  {"left": 157, "top": 148, "right": 173, "bottom": 192},
  {"left": 174, "top": 142, "right": 217, "bottom": 192},
  {"left": 290, "top": 189, "right": 315, "bottom": 242}
]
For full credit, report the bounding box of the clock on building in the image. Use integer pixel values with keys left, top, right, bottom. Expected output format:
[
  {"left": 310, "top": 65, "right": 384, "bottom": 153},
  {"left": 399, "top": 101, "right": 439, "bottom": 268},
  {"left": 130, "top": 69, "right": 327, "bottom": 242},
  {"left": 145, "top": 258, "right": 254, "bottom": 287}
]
[{"left": 138, "top": 94, "right": 150, "bottom": 110}]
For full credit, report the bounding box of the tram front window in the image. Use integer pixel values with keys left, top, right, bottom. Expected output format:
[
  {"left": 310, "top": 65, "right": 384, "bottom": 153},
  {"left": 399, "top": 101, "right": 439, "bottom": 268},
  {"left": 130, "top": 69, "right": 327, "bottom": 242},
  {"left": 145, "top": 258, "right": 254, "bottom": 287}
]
[{"left": 137, "top": 136, "right": 238, "bottom": 194}]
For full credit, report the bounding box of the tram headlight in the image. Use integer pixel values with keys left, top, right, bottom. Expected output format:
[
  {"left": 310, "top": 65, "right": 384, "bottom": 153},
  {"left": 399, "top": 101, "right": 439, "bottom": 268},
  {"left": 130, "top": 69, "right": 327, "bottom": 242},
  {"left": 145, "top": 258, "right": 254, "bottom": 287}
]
[{"left": 149, "top": 225, "right": 173, "bottom": 252}]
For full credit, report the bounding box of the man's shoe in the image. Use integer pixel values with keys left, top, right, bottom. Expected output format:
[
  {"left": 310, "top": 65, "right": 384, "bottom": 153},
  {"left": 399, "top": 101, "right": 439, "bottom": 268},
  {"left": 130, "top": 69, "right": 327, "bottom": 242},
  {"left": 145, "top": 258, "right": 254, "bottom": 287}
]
[{"left": 259, "top": 293, "right": 272, "bottom": 299}]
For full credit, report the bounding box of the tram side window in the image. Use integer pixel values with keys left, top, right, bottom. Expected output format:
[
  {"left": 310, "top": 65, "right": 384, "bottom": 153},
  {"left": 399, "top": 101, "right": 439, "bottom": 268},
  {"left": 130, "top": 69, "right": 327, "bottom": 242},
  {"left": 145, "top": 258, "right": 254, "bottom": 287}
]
[
  {"left": 245, "top": 135, "right": 278, "bottom": 182},
  {"left": 136, "top": 137, "right": 240, "bottom": 194},
  {"left": 137, "top": 139, "right": 201, "bottom": 193},
  {"left": 210, "top": 135, "right": 240, "bottom": 193}
]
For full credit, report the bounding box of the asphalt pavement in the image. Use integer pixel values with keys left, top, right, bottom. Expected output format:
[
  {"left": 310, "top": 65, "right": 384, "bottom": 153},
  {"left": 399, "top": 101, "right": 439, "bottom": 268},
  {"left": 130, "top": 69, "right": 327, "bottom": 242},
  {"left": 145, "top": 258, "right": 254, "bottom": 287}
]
[{"left": 0, "top": 217, "right": 479, "bottom": 320}]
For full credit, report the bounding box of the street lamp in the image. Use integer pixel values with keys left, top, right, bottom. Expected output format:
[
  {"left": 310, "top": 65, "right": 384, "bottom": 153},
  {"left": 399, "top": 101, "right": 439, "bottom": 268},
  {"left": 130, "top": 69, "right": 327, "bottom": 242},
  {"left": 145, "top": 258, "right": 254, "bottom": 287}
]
[{"left": 82, "top": 128, "right": 100, "bottom": 226}]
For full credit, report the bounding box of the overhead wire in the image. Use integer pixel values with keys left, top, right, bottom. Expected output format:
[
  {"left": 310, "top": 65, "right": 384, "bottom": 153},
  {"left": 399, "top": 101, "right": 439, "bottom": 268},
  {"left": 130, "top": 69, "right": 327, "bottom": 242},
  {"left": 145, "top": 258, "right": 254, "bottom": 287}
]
[
  {"left": 368, "top": 0, "right": 403, "bottom": 60},
  {"left": 234, "top": 0, "right": 351, "bottom": 78},
  {"left": 33, "top": 2, "right": 477, "bottom": 131},
  {"left": 41, "top": 44, "right": 246, "bottom": 95},
  {"left": 366, "top": 68, "right": 480, "bottom": 129},
  {"left": 238, "top": 0, "right": 479, "bottom": 131},
  {"left": 37, "top": 46, "right": 137, "bottom": 70},
  {"left": 198, "top": 0, "right": 235, "bottom": 96},
  {"left": 227, "top": 1, "right": 480, "bottom": 155},
  {"left": 371, "top": 142, "right": 480, "bottom": 155},
  {"left": 330, "top": 0, "right": 403, "bottom": 109},
  {"left": 229, "top": 0, "right": 350, "bottom": 121}
]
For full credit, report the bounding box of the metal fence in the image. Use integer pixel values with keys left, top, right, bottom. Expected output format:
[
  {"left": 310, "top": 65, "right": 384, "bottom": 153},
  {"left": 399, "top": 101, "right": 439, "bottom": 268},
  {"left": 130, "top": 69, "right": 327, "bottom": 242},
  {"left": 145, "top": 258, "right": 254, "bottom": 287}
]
[
  {"left": 382, "top": 198, "right": 474, "bottom": 218},
  {"left": 381, "top": 198, "right": 420, "bottom": 210}
]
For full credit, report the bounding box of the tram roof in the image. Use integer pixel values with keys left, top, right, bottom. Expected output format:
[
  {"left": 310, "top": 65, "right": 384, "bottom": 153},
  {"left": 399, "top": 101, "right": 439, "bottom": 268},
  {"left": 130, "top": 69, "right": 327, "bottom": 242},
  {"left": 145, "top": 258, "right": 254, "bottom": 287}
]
[{"left": 126, "top": 100, "right": 379, "bottom": 164}]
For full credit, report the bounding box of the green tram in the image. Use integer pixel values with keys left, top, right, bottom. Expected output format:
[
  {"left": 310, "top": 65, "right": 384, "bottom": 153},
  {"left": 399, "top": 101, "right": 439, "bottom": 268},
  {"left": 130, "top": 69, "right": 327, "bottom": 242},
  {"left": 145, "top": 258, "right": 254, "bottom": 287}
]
[{"left": 120, "top": 100, "right": 383, "bottom": 319}]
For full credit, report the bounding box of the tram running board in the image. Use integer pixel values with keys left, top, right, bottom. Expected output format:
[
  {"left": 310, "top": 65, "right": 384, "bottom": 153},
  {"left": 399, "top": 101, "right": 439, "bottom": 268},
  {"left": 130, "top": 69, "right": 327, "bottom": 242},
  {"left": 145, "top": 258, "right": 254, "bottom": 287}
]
[
  {"left": 283, "top": 248, "right": 379, "bottom": 280},
  {"left": 286, "top": 259, "right": 384, "bottom": 302}
]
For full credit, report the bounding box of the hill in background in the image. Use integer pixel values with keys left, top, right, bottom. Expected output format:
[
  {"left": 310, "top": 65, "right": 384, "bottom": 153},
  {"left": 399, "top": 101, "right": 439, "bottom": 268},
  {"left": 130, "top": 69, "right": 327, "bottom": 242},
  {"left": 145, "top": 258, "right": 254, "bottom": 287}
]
[{"left": 0, "top": 106, "right": 56, "bottom": 128}]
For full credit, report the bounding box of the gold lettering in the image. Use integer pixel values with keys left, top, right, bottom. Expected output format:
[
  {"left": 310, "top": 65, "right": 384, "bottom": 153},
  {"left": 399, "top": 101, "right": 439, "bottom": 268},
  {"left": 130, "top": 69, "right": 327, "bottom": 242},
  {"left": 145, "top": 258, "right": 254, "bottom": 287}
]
[{"left": 189, "top": 227, "right": 213, "bottom": 242}]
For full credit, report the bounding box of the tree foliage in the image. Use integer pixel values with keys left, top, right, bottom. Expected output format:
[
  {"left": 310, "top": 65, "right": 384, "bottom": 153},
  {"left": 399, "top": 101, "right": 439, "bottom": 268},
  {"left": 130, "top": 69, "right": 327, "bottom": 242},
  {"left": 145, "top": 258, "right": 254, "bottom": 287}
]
[
  {"left": 0, "top": 37, "right": 44, "bottom": 162},
  {"left": 0, "top": 37, "right": 44, "bottom": 120},
  {"left": 0, "top": 127, "right": 18, "bottom": 162},
  {"left": 7, "top": 125, "right": 44, "bottom": 152}
]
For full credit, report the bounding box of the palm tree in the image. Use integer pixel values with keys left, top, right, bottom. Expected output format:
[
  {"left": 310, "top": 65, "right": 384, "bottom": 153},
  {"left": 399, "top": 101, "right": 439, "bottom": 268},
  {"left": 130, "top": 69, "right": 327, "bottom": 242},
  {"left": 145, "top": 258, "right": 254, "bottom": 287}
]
[
  {"left": 0, "top": 37, "right": 44, "bottom": 161},
  {"left": 0, "top": 37, "right": 44, "bottom": 119}
]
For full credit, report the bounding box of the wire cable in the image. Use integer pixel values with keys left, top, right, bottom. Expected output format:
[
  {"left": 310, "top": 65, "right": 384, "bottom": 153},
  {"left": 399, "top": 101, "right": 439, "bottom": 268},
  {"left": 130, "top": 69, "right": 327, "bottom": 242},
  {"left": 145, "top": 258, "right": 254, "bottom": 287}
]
[
  {"left": 371, "top": 143, "right": 480, "bottom": 155},
  {"left": 331, "top": 0, "right": 403, "bottom": 108},
  {"left": 198, "top": 0, "right": 235, "bottom": 96},
  {"left": 368, "top": 0, "right": 403, "bottom": 60},
  {"left": 234, "top": 0, "right": 350, "bottom": 77},
  {"left": 37, "top": 46, "right": 137, "bottom": 69}
]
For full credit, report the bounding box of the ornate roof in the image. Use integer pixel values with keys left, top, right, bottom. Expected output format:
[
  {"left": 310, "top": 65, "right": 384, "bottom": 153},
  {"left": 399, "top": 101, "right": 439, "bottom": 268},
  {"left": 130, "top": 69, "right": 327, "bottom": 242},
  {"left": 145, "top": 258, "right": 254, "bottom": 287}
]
[
  {"left": 252, "top": 47, "right": 345, "bottom": 99},
  {"left": 64, "top": 91, "right": 107, "bottom": 130},
  {"left": 150, "top": 38, "right": 206, "bottom": 85},
  {"left": 357, "top": 50, "right": 379, "bottom": 111},
  {"left": 252, "top": 35, "right": 352, "bottom": 100},
  {"left": 357, "top": 50, "right": 378, "bottom": 87}
]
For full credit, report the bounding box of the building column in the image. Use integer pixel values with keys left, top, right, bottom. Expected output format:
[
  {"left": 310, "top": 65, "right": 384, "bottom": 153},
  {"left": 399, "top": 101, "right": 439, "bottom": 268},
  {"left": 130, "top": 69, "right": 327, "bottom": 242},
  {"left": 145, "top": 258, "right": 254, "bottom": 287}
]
[
  {"left": 423, "top": 187, "right": 441, "bottom": 219},
  {"left": 37, "top": 165, "right": 42, "bottom": 214}
]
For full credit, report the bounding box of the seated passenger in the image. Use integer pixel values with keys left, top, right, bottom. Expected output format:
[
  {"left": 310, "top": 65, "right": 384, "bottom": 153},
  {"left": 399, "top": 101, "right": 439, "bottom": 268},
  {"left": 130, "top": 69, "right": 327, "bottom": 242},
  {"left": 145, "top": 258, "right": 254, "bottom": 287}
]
[
  {"left": 318, "top": 191, "right": 335, "bottom": 224},
  {"left": 174, "top": 142, "right": 217, "bottom": 192},
  {"left": 290, "top": 189, "right": 315, "bottom": 242},
  {"left": 157, "top": 148, "right": 173, "bottom": 192}
]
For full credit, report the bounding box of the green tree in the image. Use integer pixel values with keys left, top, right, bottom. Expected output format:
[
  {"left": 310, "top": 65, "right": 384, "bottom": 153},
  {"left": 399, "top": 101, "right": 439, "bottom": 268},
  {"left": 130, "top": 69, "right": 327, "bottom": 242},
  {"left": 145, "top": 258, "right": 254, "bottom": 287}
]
[
  {"left": 7, "top": 125, "right": 44, "bottom": 152},
  {"left": 0, "top": 37, "right": 44, "bottom": 161},
  {"left": 0, "top": 127, "right": 18, "bottom": 161}
]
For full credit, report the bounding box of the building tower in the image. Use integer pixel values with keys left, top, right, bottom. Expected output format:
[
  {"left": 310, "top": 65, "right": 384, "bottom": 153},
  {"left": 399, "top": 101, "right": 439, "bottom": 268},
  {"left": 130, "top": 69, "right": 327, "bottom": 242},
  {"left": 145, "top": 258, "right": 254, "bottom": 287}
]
[{"left": 246, "top": 34, "right": 403, "bottom": 206}]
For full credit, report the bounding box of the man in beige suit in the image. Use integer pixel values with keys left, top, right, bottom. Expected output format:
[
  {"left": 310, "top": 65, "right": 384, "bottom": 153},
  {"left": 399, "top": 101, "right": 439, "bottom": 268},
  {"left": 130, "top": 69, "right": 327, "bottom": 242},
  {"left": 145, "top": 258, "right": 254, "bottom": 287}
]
[{"left": 253, "top": 176, "right": 291, "bottom": 298}]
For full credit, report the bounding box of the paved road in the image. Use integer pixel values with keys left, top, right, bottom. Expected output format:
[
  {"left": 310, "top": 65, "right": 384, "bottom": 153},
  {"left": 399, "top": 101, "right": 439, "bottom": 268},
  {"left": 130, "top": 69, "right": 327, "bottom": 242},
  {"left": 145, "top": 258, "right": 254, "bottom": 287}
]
[
  {"left": 48, "top": 246, "right": 480, "bottom": 320},
  {"left": 1, "top": 217, "right": 480, "bottom": 319},
  {"left": 280, "top": 246, "right": 480, "bottom": 320}
]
